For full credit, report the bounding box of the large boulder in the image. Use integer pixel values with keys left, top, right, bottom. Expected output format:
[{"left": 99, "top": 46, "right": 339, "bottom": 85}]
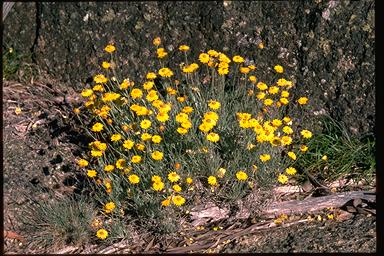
[{"left": 3, "top": 1, "right": 375, "bottom": 135}]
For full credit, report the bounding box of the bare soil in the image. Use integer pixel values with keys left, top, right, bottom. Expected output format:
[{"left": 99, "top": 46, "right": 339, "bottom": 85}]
[{"left": 3, "top": 79, "right": 376, "bottom": 254}]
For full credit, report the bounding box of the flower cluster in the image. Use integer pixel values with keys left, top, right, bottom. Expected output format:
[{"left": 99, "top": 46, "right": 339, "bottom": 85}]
[{"left": 75, "top": 40, "right": 313, "bottom": 240}]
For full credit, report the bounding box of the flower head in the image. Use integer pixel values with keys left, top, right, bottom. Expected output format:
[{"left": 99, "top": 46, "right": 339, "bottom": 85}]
[
  {"left": 274, "top": 65, "right": 284, "bottom": 73},
  {"left": 128, "top": 174, "right": 140, "bottom": 184},
  {"left": 96, "top": 228, "right": 109, "bottom": 240},
  {"left": 105, "top": 44, "right": 116, "bottom": 53},
  {"left": 168, "top": 172, "right": 180, "bottom": 183},
  {"left": 285, "top": 167, "right": 297, "bottom": 175},
  {"left": 278, "top": 174, "right": 289, "bottom": 184},
  {"left": 151, "top": 151, "right": 164, "bottom": 161},
  {"left": 208, "top": 176, "right": 217, "bottom": 186},
  {"left": 236, "top": 171, "right": 248, "bottom": 181},
  {"left": 172, "top": 195, "right": 186, "bottom": 206}
]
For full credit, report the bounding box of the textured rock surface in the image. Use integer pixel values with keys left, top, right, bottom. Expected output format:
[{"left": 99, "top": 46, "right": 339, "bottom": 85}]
[{"left": 3, "top": 1, "right": 375, "bottom": 134}]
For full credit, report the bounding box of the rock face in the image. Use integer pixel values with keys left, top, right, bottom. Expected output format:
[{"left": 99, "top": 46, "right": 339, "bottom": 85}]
[{"left": 3, "top": 1, "right": 375, "bottom": 135}]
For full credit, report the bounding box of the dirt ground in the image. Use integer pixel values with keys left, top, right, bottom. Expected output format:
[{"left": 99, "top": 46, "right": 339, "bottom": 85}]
[{"left": 3, "top": 79, "right": 376, "bottom": 254}]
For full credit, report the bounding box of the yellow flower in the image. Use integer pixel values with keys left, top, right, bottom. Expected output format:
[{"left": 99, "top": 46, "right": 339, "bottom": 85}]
[
  {"left": 93, "top": 74, "right": 108, "bottom": 84},
  {"left": 115, "top": 159, "right": 126, "bottom": 169},
  {"left": 239, "top": 67, "right": 250, "bottom": 74},
  {"left": 300, "top": 145, "right": 309, "bottom": 152},
  {"left": 78, "top": 159, "right": 89, "bottom": 167},
  {"left": 176, "top": 113, "right": 189, "bottom": 123},
  {"left": 131, "top": 88, "right": 143, "bottom": 99},
  {"left": 104, "top": 165, "right": 115, "bottom": 172},
  {"left": 162, "top": 198, "right": 171, "bottom": 207},
  {"left": 104, "top": 202, "right": 116, "bottom": 213},
  {"left": 111, "top": 134, "right": 122, "bottom": 142},
  {"left": 264, "top": 98, "right": 273, "bottom": 106},
  {"left": 272, "top": 119, "right": 283, "bottom": 127},
  {"left": 301, "top": 130, "right": 313, "bottom": 139},
  {"left": 81, "top": 89, "right": 94, "bottom": 97},
  {"left": 146, "top": 72, "right": 157, "bottom": 80},
  {"left": 278, "top": 174, "right": 289, "bottom": 184},
  {"left": 249, "top": 75, "right": 257, "bottom": 83},
  {"left": 119, "top": 79, "right": 133, "bottom": 90},
  {"left": 274, "top": 65, "right": 284, "bottom": 73},
  {"left": 102, "top": 61, "right": 111, "bottom": 69},
  {"left": 297, "top": 97, "right": 309, "bottom": 105},
  {"left": 151, "top": 135, "right": 162, "bottom": 144},
  {"left": 128, "top": 174, "right": 140, "bottom": 184},
  {"left": 283, "top": 117, "right": 292, "bottom": 123},
  {"left": 207, "top": 49, "right": 219, "bottom": 57},
  {"left": 172, "top": 184, "right": 182, "bottom": 192},
  {"left": 260, "top": 154, "right": 271, "bottom": 162},
  {"left": 208, "top": 176, "right": 218, "bottom": 186},
  {"left": 219, "top": 53, "right": 231, "bottom": 63},
  {"left": 91, "top": 150, "right": 103, "bottom": 157},
  {"left": 281, "top": 136, "right": 293, "bottom": 146},
  {"left": 102, "top": 92, "right": 121, "bottom": 102},
  {"left": 152, "top": 181, "right": 164, "bottom": 191},
  {"left": 208, "top": 100, "right": 221, "bottom": 110},
  {"left": 217, "top": 168, "right": 226, "bottom": 178},
  {"left": 140, "top": 119, "right": 152, "bottom": 129},
  {"left": 204, "top": 112, "right": 219, "bottom": 122},
  {"left": 177, "top": 96, "right": 186, "bottom": 102},
  {"left": 158, "top": 67, "right": 174, "bottom": 77},
  {"left": 256, "top": 92, "right": 266, "bottom": 100},
  {"left": 181, "top": 121, "right": 192, "bottom": 129},
  {"left": 285, "top": 167, "right": 297, "bottom": 175},
  {"left": 182, "top": 106, "right": 194, "bottom": 114},
  {"left": 256, "top": 82, "right": 268, "bottom": 91},
  {"left": 140, "top": 132, "right": 151, "bottom": 141},
  {"left": 157, "top": 48, "right": 168, "bottom": 58},
  {"left": 179, "top": 45, "right": 190, "bottom": 51},
  {"left": 281, "top": 90, "right": 289, "bottom": 98},
  {"left": 199, "top": 53, "right": 210, "bottom": 63},
  {"left": 177, "top": 127, "right": 188, "bottom": 135},
  {"left": 153, "top": 37, "right": 161, "bottom": 46},
  {"left": 91, "top": 122, "right": 104, "bottom": 132},
  {"left": 206, "top": 132, "right": 220, "bottom": 142},
  {"left": 168, "top": 172, "right": 180, "bottom": 183},
  {"left": 87, "top": 169, "right": 97, "bottom": 178},
  {"left": 156, "top": 112, "right": 169, "bottom": 122},
  {"left": 96, "top": 228, "right": 109, "bottom": 240},
  {"left": 105, "top": 44, "right": 116, "bottom": 53},
  {"left": 136, "top": 143, "right": 145, "bottom": 151},
  {"left": 217, "top": 67, "right": 229, "bottom": 75},
  {"left": 186, "top": 177, "right": 193, "bottom": 184},
  {"left": 152, "top": 175, "right": 162, "bottom": 183},
  {"left": 131, "top": 155, "right": 142, "bottom": 164},
  {"left": 172, "top": 195, "right": 186, "bottom": 206},
  {"left": 151, "top": 151, "right": 164, "bottom": 161},
  {"left": 123, "top": 139, "right": 135, "bottom": 150},
  {"left": 287, "top": 151, "right": 297, "bottom": 160},
  {"left": 236, "top": 171, "right": 248, "bottom": 181},
  {"left": 322, "top": 155, "right": 328, "bottom": 161},
  {"left": 232, "top": 55, "right": 245, "bottom": 63},
  {"left": 282, "top": 126, "right": 293, "bottom": 134},
  {"left": 269, "top": 86, "right": 279, "bottom": 94},
  {"left": 248, "top": 65, "right": 256, "bottom": 70},
  {"left": 258, "top": 42, "right": 264, "bottom": 49},
  {"left": 143, "top": 81, "right": 155, "bottom": 90}
]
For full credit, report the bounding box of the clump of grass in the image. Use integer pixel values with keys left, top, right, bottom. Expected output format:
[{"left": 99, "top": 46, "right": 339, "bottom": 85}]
[
  {"left": 295, "top": 115, "right": 375, "bottom": 183},
  {"left": 18, "top": 195, "right": 97, "bottom": 251},
  {"left": 74, "top": 37, "right": 315, "bottom": 240}
]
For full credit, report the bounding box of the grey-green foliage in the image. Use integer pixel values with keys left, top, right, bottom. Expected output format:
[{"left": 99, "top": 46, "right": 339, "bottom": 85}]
[{"left": 18, "top": 195, "right": 96, "bottom": 250}]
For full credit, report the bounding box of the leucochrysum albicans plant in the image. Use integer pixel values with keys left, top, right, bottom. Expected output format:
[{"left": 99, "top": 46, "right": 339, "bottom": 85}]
[{"left": 75, "top": 37, "right": 312, "bottom": 240}]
